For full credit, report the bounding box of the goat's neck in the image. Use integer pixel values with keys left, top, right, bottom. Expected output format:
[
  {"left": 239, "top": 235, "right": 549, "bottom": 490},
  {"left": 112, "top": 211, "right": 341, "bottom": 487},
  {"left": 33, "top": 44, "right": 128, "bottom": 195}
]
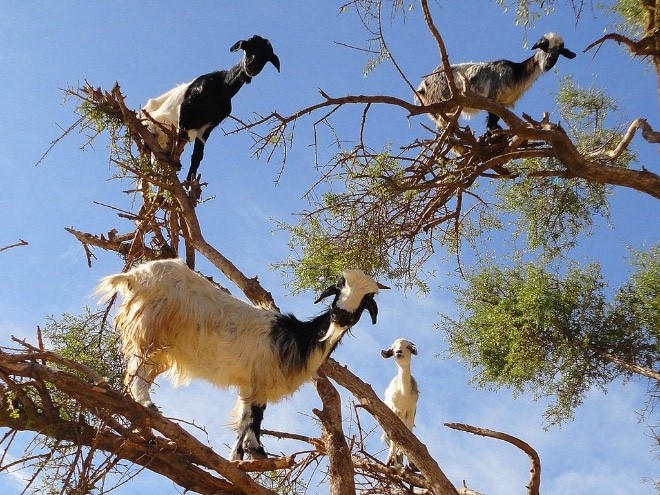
[
  {"left": 522, "top": 54, "right": 545, "bottom": 82},
  {"left": 396, "top": 363, "right": 414, "bottom": 390},
  {"left": 224, "top": 63, "right": 252, "bottom": 99},
  {"left": 529, "top": 48, "right": 558, "bottom": 75}
]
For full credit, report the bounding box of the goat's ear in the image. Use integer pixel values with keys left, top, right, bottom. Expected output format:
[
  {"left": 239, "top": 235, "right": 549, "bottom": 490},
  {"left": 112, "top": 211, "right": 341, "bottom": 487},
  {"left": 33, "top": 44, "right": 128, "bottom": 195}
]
[
  {"left": 230, "top": 40, "right": 246, "bottom": 52},
  {"left": 314, "top": 284, "right": 340, "bottom": 304},
  {"left": 381, "top": 348, "right": 394, "bottom": 358},
  {"left": 409, "top": 343, "right": 418, "bottom": 355},
  {"left": 560, "top": 47, "right": 576, "bottom": 59},
  {"left": 363, "top": 295, "right": 379, "bottom": 325},
  {"left": 270, "top": 53, "right": 281, "bottom": 72}
]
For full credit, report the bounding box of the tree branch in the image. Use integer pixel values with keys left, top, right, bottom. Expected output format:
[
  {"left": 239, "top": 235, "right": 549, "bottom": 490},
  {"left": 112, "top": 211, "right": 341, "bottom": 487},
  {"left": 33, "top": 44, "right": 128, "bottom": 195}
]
[
  {"left": 322, "top": 358, "right": 459, "bottom": 495},
  {"left": 312, "top": 371, "right": 356, "bottom": 495},
  {"left": 445, "top": 422, "right": 541, "bottom": 495},
  {"left": 0, "top": 239, "right": 28, "bottom": 253}
]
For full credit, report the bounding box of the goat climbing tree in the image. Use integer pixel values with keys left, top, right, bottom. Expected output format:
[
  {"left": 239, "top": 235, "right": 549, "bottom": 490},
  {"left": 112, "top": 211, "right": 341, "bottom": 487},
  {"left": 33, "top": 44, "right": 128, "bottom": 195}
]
[{"left": 1, "top": 1, "right": 658, "bottom": 494}]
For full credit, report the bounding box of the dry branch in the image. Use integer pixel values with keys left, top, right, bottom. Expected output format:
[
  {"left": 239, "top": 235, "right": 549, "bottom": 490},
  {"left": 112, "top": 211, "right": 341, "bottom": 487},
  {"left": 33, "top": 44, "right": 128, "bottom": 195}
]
[
  {"left": 0, "top": 343, "right": 279, "bottom": 495},
  {"left": 0, "top": 239, "right": 28, "bottom": 253},
  {"left": 322, "top": 358, "right": 459, "bottom": 495},
  {"left": 445, "top": 422, "right": 541, "bottom": 495}
]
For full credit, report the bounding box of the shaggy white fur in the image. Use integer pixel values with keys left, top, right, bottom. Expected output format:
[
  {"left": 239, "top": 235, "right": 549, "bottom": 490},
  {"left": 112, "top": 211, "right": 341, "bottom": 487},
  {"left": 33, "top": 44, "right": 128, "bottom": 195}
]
[
  {"left": 97, "top": 258, "right": 385, "bottom": 460},
  {"left": 381, "top": 338, "right": 419, "bottom": 467}
]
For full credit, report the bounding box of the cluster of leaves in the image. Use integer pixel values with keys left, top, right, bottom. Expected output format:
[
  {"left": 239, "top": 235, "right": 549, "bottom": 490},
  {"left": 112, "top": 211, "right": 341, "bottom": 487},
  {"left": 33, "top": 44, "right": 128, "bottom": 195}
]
[
  {"left": 42, "top": 309, "right": 124, "bottom": 391},
  {"left": 275, "top": 149, "right": 435, "bottom": 292},
  {"left": 19, "top": 310, "right": 129, "bottom": 495},
  {"left": 608, "top": 0, "right": 646, "bottom": 37},
  {"left": 440, "top": 244, "right": 659, "bottom": 425}
]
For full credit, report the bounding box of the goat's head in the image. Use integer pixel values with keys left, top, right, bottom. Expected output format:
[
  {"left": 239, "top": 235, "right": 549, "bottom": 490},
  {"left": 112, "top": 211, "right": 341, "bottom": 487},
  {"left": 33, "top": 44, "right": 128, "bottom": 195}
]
[
  {"left": 532, "top": 32, "right": 576, "bottom": 72},
  {"left": 381, "top": 338, "right": 418, "bottom": 362},
  {"left": 314, "top": 270, "right": 389, "bottom": 338},
  {"left": 231, "top": 35, "right": 281, "bottom": 78}
]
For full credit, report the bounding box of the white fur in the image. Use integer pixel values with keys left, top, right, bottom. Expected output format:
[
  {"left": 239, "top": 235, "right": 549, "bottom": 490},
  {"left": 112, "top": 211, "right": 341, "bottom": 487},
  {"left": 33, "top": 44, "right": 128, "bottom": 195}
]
[
  {"left": 382, "top": 338, "right": 419, "bottom": 467},
  {"left": 96, "top": 258, "right": 383, "bottom": 459},
  {"left": 139, "top": 83, "right": 198, "bottom": 148}
]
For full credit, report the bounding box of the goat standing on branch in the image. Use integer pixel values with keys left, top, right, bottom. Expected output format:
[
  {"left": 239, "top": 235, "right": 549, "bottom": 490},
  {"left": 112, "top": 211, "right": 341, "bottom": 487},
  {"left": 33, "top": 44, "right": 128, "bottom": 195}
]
[
  {"left": 96, "top": 258, "right": 388, "bottom": 460},
  {"left": 140, "top": 35, "right": 280, "bottom": 182},
  {"left": 416, "top": 32, "right": 576, "bottom": 131},
  {"left": 381, "top": 338, "right": 419, "bottom": 469}
]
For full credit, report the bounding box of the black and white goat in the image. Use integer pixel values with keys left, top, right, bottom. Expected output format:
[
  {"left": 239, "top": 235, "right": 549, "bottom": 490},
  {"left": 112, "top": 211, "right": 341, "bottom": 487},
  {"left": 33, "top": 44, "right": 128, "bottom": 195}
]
[
  {"left": 381, "top": 338, "right": 419, "bottom": 468},
  {"left": 96, "top": 258, "right": 387, "bottom": 460},
  {"left": 140, "top": 35, "right": 280, "bottom": 182},
  {"left": 416, "top": 32, "right": 576, "bottom": 131}
]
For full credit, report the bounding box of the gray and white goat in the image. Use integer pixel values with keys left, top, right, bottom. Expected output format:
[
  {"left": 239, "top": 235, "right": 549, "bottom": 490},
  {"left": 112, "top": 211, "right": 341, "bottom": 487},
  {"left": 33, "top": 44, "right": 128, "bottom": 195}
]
[
  {"left": 381, "top": 338, "right": 419, "bottom": 467},
  {"left": 416, "top": 32, "right": 576, "bottom": 131},
  {"left": 96, "top": 258, "right": 387, "bottom": 460}
]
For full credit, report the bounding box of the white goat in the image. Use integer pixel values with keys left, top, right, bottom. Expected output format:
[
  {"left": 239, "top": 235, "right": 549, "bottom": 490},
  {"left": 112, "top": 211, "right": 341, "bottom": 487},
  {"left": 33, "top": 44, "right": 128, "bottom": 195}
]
[
  {"left": 381, "top": 338, "right": 419, "bottom": 468},
  {"left": 416, "top": 32, "right": 576, "bottom": 131},
  {"left": 140, "top": 35, "right": 280, "bottom": 182},
  {"left": 96, "top": 258, "right": 387, "bottom": 460}
]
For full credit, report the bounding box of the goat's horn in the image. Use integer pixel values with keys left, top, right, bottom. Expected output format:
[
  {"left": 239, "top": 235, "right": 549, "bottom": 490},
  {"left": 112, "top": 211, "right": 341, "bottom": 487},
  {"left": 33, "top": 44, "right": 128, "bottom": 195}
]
[
  {"left": 270, "top": 53, "right": 281, "bottom": 72},
  {"left": 314, "top": 284, "right": 340, "bottom": 304},
  {"left": 230, "top": 40, "right": 245, "bottom": 52}
]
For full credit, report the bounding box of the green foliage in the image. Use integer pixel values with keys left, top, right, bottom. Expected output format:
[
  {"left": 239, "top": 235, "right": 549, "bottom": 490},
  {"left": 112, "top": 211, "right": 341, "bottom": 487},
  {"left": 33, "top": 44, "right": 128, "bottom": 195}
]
[
  {"left": 609, "top": 244, "right": 660, "bottom": 368},
  {"left": 10, "top": 309, "right": 130, "bottom": 495},
  {"left": 499, "top": 158, "right": 610, "bottom": 258},
  {"left": 43, "top": 308, "right": 124, "bottom": 390},
  {"left": 558, "top": 76, "right": 636, "bottom": 166},
  {"left": 441, "top": 246, "right": 659, "bottom": 424},
  {"left": 608, "top": 0, "right": 646, "bottom": 37},
  {"left": 495, "top": 76, "right": 642, "bottom": 259},
  {"left": 274, "top": 148, "right": 433, "bottom": 293},
  {"left": 495, "top": 0, "right": 553, "bottom": 27}
]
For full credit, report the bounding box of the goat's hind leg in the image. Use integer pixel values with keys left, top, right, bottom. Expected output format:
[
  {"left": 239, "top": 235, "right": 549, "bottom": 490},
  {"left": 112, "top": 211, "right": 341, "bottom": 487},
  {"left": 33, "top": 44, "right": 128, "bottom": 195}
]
[{"left": 230, "top": 400, "right": 267, "bottom": 460}]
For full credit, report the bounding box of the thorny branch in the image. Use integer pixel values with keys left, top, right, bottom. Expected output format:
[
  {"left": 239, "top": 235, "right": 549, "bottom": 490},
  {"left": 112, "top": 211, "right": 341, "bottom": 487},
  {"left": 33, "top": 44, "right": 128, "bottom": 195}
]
[
  {"left": 0, "top": 340, "right": 276, "bottom": 495},
  {"left": 62, "top": 83, "right": 279, "bottom": 311}
]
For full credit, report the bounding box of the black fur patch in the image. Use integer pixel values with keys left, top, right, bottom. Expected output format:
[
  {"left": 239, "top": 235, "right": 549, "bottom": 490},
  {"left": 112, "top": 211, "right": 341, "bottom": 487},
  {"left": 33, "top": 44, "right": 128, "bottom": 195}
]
[{"left": 270, "top": 312, "right": 333, "bottom": 375}]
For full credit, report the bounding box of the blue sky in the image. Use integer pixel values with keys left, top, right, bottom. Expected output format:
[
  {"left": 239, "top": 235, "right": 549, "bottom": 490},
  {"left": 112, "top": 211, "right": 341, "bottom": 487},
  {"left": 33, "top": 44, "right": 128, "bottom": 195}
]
[{"left": 0, "top": 1, "right": 658, "bottom": 494}]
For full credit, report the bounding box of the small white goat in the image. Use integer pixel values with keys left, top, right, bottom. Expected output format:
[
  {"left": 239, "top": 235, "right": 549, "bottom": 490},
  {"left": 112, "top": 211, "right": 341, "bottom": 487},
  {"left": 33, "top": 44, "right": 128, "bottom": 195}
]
[
  {"left": 140, "top": 35, "right": 280, "bottom": 182},
  {"left": 381, "top": 338, "right": 419, "bottom": 468},
  {"left": 416, "top": 32, "right": 576, "bottom": 131},
  {"left": 96, "top": 258, "right": 387, "bottom": 460}
]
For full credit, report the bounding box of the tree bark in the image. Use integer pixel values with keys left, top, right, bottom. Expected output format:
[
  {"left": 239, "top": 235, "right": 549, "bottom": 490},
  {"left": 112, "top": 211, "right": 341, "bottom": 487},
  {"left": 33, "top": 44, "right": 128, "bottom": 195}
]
[
  {"left": 313, "top": 371, "right": 357, "bottom": 495},
  {"left": 322, "top": 358, "right": 459, "bottom": 495}
]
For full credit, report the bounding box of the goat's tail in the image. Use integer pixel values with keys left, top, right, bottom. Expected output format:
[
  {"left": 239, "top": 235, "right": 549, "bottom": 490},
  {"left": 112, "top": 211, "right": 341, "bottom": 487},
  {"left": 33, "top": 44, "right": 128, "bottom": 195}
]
[{"left": 95, "top": 272, "right": 134, "bottom": 304}]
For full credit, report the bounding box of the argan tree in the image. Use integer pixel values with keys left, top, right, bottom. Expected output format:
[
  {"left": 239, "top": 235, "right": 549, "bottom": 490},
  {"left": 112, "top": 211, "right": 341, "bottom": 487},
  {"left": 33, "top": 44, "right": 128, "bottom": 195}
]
[{"left": 1, "top": 1, "right": 658, "bottom": 494}]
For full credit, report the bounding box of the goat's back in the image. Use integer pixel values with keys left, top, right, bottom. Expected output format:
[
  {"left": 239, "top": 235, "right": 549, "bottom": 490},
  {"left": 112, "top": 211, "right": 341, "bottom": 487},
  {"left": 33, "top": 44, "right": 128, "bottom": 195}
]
[{"left": 97, "top": 259, "right": 280, "bottom": 394}]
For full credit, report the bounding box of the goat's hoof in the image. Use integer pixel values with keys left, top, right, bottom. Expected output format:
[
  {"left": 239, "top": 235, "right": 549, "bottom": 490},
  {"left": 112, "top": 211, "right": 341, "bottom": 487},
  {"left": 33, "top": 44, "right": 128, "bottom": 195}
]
[
  {"left": 246, "top": 446, "right": 268, "bottom": 460},
  {"left": 143, "top": 402, "right": 159, "bottom": 412}
]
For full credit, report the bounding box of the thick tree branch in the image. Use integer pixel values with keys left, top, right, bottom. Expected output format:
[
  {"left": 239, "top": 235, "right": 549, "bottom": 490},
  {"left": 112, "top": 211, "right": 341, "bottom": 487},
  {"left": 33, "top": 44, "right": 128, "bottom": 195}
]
[
  {"left": 312, "top": 371, "right": 356, "bottom": 495},
  {"left": 598, "top": 351, "right": 660, "bottom": 382},
  {"left": 322, "top": 358, "right": 459, "bottom": 495},
  {"left": 0, "top": 344, "right": 278, "bottom": 495}
]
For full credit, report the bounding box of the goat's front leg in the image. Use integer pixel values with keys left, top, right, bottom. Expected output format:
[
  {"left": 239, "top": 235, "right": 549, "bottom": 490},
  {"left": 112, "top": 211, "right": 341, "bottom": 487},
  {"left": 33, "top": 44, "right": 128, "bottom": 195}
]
[
  {"left": 230, "top": 400, "right": 267, "bottom": 460},
  {"left": 186, "top": 138, "right": 206, "bottom": 183},
  {"left": 486, "top": 112, "right": 503, "bottom": 132},
  {"left": 124, "top": 355, "right": 158, "bottom": 409}
]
